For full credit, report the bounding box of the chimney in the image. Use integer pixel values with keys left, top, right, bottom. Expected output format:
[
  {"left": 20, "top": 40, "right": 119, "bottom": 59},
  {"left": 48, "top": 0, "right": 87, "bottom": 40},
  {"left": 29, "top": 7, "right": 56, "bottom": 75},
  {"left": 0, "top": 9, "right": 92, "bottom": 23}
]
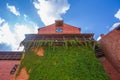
[{"left": 55, "top": 20, "right": 63, "bottom": 27}]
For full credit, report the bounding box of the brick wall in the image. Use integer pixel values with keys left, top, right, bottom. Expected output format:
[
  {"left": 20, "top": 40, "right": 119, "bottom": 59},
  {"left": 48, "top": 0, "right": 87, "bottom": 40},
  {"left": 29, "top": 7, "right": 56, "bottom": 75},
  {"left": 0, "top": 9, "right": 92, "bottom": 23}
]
[
  {"left": 0, "top": 60, "right": 19, "bottom": 80},
  {"left": 38, "top": 24, "right": 81, "bottom": 34},
  {"left": 99, "top": 30, "right": 120, "bottom": 72}
]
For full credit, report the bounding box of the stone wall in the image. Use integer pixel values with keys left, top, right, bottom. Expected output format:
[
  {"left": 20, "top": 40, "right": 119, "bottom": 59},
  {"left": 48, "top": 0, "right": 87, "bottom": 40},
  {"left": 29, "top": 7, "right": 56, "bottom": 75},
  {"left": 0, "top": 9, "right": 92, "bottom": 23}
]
[{"left": 99, "top": 30, "right": 120, "bottom": 72}]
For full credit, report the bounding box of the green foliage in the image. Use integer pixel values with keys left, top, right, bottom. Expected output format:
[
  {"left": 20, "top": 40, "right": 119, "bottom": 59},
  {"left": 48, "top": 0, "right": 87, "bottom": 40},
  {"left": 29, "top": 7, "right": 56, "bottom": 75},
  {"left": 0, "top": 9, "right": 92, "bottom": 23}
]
[{"left": 17, "top": 41, "right": 110, "bottom": 80}]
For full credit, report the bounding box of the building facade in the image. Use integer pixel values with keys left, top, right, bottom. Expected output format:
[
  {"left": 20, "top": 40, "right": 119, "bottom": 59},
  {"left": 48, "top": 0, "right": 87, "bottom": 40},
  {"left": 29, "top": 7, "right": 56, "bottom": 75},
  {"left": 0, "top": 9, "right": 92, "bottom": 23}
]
[
  {"left": 38, "top": 20, "right": 81, "bottom": 34},
  {"left": 99, "top": 25, "right": 120, "bottom": 72}
]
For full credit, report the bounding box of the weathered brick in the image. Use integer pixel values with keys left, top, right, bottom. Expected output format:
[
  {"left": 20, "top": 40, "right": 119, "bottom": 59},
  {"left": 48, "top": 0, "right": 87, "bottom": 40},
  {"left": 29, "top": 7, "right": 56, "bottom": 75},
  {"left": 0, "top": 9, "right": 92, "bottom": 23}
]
[{"left": 99, "top": 30, "right": 120, "bottom": 72}]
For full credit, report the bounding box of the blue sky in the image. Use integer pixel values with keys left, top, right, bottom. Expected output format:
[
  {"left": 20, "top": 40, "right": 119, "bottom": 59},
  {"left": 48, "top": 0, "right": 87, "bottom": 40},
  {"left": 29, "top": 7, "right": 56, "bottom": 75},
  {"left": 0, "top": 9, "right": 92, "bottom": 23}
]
[{"left": 0, "top": 0, "right": 120, "bottom": 51}]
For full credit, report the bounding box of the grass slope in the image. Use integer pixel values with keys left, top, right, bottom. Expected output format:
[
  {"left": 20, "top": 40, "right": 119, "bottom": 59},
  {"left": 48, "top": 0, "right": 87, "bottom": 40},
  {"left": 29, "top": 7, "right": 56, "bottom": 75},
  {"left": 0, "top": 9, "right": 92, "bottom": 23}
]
[{"left": 17, "top": 41, "right": 110, "bottom": 80}]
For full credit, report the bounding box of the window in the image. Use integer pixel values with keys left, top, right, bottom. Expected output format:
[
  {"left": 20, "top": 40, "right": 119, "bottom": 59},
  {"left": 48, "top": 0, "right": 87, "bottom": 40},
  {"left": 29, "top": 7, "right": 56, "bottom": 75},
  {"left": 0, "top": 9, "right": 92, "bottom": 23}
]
[{"left": 56, "top": 28, "right": 63, "bottom": 32}]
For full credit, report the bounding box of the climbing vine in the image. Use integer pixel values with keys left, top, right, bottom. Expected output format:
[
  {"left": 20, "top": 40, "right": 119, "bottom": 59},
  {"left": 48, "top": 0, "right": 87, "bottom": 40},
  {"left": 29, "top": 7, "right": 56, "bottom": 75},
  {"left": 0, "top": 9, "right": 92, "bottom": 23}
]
[{"left": 17, "top": 40, "right": 110, "bottom": 80}]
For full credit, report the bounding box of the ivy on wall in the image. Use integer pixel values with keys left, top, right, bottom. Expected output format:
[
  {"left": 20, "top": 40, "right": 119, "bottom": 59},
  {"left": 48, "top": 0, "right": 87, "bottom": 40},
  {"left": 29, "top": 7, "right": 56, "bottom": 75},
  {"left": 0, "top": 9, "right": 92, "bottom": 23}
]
[{"left": 17, "top": 40, "right": 110, "bottom": 80}]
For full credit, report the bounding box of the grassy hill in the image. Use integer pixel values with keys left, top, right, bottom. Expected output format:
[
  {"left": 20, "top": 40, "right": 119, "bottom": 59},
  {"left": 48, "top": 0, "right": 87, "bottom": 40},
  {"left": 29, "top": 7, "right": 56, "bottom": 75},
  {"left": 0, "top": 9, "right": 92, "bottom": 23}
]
[{"left": 17, "top": 41, "right": 110, "bottom": 80}]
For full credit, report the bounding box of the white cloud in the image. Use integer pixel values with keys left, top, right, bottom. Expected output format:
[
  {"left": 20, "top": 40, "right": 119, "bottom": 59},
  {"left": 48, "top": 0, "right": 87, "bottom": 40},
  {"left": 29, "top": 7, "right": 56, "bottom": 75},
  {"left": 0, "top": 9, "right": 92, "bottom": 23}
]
[
  {"left": 6, "top": 3, "right": 20, "bottom": 16},
  {"left": 33, "top": 0, "right": 70, "bottom": 25},
  {"left": 97, "top": 36, "right": 101, "bottom": 41},
  {"left": 109, "top": 9, "right": 120, "bottom": 31},
  {"left": 24, "top": 14, "right": 27, "bottom": 19},
  {"left": 0, "top": 18, "right": 5, "bottom": 24},
  {"left": 109, "top": 22, "right": 120, "bottom": 31},
  {"left": 114, "top": 9, "right": 120, "bottom": 20},
  {"left": 0, "top": 18, "right": 38, "bottom": 51},
  {"left": 14, "top": 23, "right": 38, "bottom": 42},
  {"left": 0, "top": 22, "right": 16, "bottom": 50}
]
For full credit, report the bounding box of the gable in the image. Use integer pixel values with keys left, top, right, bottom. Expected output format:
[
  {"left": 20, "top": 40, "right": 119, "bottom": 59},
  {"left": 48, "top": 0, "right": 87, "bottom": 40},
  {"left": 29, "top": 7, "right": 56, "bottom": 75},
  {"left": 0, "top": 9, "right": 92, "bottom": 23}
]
[{"left": 38, "top": 23, "right": 81, "bottom": 34}]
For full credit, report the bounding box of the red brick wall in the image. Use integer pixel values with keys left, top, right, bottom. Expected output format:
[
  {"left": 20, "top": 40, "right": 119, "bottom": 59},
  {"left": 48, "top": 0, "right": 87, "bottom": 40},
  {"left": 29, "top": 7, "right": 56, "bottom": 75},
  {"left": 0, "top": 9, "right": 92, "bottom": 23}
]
[
  {"left": 99, "top": 30, "right": 120, "bottom": 72},
  {"left": 0, "top": 60, "right": 19, "bottom": 80},
  {"left": 38, "top": 24, "right": 81, "bottom": 34}
]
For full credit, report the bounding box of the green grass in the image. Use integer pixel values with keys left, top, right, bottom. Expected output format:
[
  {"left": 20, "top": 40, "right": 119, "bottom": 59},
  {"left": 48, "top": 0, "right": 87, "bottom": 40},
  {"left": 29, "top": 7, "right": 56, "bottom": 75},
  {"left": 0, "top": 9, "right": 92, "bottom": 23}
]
[{"left": 17, "top": 41, "right": 110, "bottom": 80}]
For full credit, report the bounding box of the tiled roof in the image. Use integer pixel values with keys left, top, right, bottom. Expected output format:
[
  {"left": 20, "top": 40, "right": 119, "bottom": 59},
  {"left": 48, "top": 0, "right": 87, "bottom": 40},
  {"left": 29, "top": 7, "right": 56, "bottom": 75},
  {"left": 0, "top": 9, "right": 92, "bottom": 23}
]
[{"left": 0, "top": 51, "right": 22, "bottom": 60}]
